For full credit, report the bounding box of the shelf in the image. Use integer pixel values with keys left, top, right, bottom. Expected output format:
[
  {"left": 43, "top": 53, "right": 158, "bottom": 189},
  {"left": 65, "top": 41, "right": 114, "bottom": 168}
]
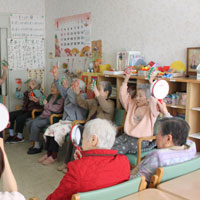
[
  {"left": 189, "top": 133, "right": 200, "bottom": 140},
  {"left": 166, "top": 104, "right": 186, "bottom": 109},
  {"left": 110, "top": 96, "right": 116, "bottom": 100},
  {"left": 192, "top": 107, "right": 200, "bottom": 111}
]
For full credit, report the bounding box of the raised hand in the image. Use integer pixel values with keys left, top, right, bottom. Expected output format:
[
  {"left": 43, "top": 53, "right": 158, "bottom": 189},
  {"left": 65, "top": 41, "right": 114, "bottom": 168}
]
[
  {"left": 62, "top": 79, "right": 69, "bottom": 88},
  {"left": 93, "top": 84, "right": 100, "bottom": 97},
  {"left": 74, "top": 149, "right": 82, "bottom": 160},
  {"left": 29, "top": 96, "right": 39, "bottom": 103},
  {"left": 157, "top": 101, "right": 169, "bottom": 115},
  {"left": 50, "top": 66, "right": 58, "bottom": 80}
]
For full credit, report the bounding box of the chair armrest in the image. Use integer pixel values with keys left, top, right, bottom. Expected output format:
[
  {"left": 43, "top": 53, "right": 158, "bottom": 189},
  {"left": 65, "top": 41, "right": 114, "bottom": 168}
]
[
  {"left": 32, "top": 109, "right": 43, "bottom": 119},
  {"left": 29, "top": 198, "right": 39, "bottom": 200},
  {"left": 149, "top": 174, "right": 159, "bottom": 188},
  {"left": 137, "top": 135, "right": 156, "bottom": 165},
  {"left": 116, "top": 126, "right": 123, "bottom": 131},
  {"left": 72, "top": 120, "right": 87, "bottom": 126},
  {"left": 50, "top": 113, "right": 63, "bottom": 125},
  {"left": 16, "top": 104, "right": 22, "bottom": 110}
]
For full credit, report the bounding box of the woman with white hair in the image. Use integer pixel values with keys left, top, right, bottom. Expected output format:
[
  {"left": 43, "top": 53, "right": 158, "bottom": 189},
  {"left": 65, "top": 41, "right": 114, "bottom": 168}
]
[
  {"left": 6, "top": 79, "right": 43, "bottom": 143},
  {"left": 46, "top": 119, "right": 130, "bottom": 200},
  {"left": 39, "top": 68, "right": 88, "bottom": 165},
  {"left": 57, "top": 79, "right": 115, "bottom": 172}
]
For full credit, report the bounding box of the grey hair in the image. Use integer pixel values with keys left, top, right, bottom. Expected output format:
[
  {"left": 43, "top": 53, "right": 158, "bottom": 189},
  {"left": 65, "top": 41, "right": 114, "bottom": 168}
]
[
  {"left": 137, "top": 84, "right": 151, "bottom": 99},
  {"left": 99, "top": 81, "right": 112, "bottom": 97},
  {"left": 31, "top": 79, "right": 41, "bottom": 89},
  {"left": 72, "top": 78, "right": 85, "bottom": 92},
  {"left": 159, "top": 117, "right": 190, "bottom": 146},
  {"left": 83, "top": 119, "right": 117, "bottom": 149}
]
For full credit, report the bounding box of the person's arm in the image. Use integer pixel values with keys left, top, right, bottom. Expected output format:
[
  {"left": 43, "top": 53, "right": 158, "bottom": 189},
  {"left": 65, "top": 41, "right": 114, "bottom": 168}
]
[
  {"left": 54, "top": 79, "right": 69, "bottom": 99},
  {"left": 0, "top": 65, "right": 7, "bottom": 86},
  {"left": 72, "top": 85, "right": 90, "bottom": 110},
  {"left": 75, "top": 93, "right": 90, "bottom": 110},
  {"left": 43, "top": 97, "right": 64, "bottom": 113},
  {"left": 119, "top": 73, "right": 132, "bottom": 111},
  {"left": 96, "top": 96, "right": 114, "bottom": 113},
  {"left": 15, "top": 91, "right": 24, "bottom": 100},
  {"left": 157, "top": 101, "right": 172, "bottom": 117},
  {"left": 46, "top": 161, "right": 79, "bottom": 200},
  {"left": 0, "top": 138, "right": 18, "bottom": 192},
  {"left": 131, "top": 151, "right": 159, "bottom": 182}
]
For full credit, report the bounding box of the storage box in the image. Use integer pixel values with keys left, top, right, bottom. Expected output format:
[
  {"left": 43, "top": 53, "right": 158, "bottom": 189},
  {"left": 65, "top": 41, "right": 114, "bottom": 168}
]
[
  {"left": 138, "top": 70, "right": 149, "bottom": 77},
  {"left": 99, "top": 64, "right": 111, "bottom": 73}
]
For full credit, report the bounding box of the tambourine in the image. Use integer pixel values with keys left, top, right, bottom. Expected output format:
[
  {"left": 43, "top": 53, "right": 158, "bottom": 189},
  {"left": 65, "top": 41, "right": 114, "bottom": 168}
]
[
  {"left": 70, "top": 124, "right": 84, "bottom": 159},
  {"left": 150, "top": 79, "right": 169, "bottom": 103}
]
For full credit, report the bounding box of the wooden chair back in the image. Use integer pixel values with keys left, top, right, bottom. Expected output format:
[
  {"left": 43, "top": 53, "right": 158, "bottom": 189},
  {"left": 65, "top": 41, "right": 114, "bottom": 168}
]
[
  {"left": 72, "top": 176, "right": 147, "bottom": 200},
  {"left": 149, "top": 155, "right": 200, "bottom": 188}
]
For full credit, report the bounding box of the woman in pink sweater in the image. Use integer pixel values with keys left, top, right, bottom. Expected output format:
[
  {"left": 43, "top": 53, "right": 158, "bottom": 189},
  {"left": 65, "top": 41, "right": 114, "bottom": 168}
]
[{"left": 112, "top": 71, "right": 170, "bottom": 154}]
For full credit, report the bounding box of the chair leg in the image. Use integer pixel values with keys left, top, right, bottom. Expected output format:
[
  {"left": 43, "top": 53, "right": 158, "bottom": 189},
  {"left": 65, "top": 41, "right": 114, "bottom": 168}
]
[{"left": 3, "top": 130, "right": 6, "bottom": 140}]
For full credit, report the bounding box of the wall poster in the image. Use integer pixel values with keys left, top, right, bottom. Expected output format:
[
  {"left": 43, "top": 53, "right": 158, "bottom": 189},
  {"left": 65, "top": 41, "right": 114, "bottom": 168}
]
[
  {"left": 8, "top": 38, "right": 45, "bottom": 70},
  {"left": 55, "top": 12, "right": 91, "bottom": 57},
  {"left": 10, "top": 14, "right": 45, "bottom": 38}
]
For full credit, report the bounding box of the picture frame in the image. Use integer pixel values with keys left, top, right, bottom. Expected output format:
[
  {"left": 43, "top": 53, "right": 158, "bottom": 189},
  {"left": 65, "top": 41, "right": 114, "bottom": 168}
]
[{"left": 187, "top": 47, "right": 200, "bottom": 76}]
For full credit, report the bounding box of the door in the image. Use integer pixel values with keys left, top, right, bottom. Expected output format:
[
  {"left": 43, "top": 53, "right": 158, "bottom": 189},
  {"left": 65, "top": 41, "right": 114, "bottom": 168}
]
[{"left": 0, "top": 14, "right": 27, "bottom": 111}]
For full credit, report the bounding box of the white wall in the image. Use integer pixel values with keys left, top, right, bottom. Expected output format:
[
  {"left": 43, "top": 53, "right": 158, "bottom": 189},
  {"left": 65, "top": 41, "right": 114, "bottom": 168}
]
[
  {"left": 45, "top": 0, "right": 200, "bottom": 69},
  {"left": 0, "top": 0, "right": 45, "bottom": 14},
  {"left": 0, "top": 0, "right": 45, "bottom": 110}
]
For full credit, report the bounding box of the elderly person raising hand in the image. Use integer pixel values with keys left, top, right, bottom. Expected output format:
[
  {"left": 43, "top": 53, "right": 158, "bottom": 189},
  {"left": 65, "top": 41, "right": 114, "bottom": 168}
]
[{"left": 46, "top": 119, "right": 130, "bottom": 200}]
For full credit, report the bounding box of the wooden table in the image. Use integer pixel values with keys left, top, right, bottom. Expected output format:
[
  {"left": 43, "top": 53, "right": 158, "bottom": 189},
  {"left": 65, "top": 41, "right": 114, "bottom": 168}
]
[
  {"left": 119, "top": 189, "right": 184, "bottom": 200},
  {"left": 157, "top": 170, "right": 200, "bottom": 200}
]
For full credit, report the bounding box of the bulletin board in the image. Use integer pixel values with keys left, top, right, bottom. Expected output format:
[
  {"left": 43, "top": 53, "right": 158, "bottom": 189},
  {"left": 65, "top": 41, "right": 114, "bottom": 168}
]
[
  {"left": 10, "top": 14, "right": 45, "bottom": 38},
  {"left": 7, "top": 38, "right": 45, "bottom": 70},
  {"left": 55, "top": 12, "right": 91, "bottom": 57}
]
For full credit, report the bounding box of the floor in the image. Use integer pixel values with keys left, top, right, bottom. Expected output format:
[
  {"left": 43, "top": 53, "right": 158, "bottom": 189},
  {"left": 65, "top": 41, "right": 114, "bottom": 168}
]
[{"left": 0, "top": 129, "right": 67, "bottom": 200}]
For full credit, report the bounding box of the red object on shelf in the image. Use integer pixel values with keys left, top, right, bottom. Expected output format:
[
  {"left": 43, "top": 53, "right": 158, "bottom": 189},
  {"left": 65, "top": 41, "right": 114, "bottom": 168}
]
[
  {"left": 148, "top": 61, "right": 155, "bottom": 67},
  {"left": 163, "top": 66, "right": 170, "bottom": 71}
]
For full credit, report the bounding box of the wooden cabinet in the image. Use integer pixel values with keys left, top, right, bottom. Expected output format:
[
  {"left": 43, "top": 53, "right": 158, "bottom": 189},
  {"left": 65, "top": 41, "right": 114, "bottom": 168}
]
[
  {"left": 98, "top": 74, "right": 200, "bottom": 151},
  {"left": 81, "top": 72, "right": 101, "bottom": 99}
]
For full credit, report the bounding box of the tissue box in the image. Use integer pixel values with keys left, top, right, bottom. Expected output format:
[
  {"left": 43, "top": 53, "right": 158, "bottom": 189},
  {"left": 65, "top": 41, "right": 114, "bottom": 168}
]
[{"left": 138, "top": 70, "right": 149, "bottom": 77}]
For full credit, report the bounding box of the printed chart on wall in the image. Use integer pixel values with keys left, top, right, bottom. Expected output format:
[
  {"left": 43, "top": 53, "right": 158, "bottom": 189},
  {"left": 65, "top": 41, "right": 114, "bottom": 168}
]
[
  {"left": 55, "top": 12, "right": 91, "bottom": 57},
  {"left": 7, "top": 38, "right": 45, "bottom": 70},
  {"left": 10, "top": 14, "right": 45, "bottom": 38}
]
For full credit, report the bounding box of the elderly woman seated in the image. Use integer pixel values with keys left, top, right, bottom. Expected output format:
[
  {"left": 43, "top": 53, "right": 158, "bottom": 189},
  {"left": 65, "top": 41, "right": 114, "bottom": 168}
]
[
  {"left": 131, "top": 117, "right": 197, "bottom": 182},
  {"left": 46, "top": 119, "right": 130, "bottom": 200}
]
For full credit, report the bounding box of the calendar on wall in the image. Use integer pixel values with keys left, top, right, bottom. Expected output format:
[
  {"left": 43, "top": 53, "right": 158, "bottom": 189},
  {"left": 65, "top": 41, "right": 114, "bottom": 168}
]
[
  {"left": 10, "top": 14, "right": 45, "bottom": 38},
  {"left": 55, "top": 12, "right": 91, "bottom": 57},
  {"left": 7, "top": 38, "right": 45, "bottom": 70}
]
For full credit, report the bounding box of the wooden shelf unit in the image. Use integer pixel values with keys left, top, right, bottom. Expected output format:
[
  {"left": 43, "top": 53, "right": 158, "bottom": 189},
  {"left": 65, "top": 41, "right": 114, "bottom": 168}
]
[{"left": 98, "top": 74, "right": 200, "bottom": 150}]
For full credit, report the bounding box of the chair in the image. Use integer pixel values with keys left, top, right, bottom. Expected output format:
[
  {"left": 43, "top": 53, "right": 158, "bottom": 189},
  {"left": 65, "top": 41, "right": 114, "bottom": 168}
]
[
  {"left": 16, "top": 104, "right": 43, "bottom": 119},
  {"left": 71, "top": 176, "right": 147, "bottom": 200},
  {"left": 125, "top": 116, "right": 161, "bottom": 167},
  {"left": 149, "top": 155, "right": 200, "bottom": 188},
  {"left": 113, "top": 109, "right": 126, "bottom": 135},
  {"left": 0, "top": 95, "right": 6, "bottom": 105},
  {"left": 72, "top": 108, "right": 126, "bottom": 132}
]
